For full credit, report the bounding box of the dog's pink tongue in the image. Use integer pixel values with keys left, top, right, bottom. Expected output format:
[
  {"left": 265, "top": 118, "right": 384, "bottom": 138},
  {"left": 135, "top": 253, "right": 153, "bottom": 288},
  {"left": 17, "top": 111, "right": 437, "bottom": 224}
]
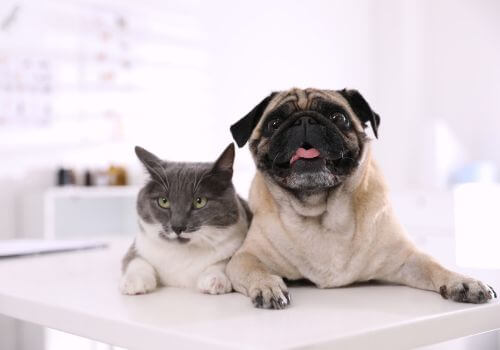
[{"left": 290, "top": 148, "right": 320, "bottom": 165}]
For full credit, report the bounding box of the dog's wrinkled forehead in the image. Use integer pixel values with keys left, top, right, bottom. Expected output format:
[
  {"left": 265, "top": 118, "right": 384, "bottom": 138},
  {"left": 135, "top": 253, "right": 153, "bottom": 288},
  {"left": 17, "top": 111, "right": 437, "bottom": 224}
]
[
  {"left": 230, "top": 87, "right": 380, "bottom": 148},
  {"left": 250, "top": 88, "right": 363, "bottom": 141}
]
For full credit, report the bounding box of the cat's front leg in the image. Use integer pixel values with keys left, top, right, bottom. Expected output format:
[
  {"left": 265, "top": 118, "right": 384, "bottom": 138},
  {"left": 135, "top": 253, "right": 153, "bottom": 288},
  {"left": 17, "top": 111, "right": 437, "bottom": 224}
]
[
  {"left": 197, "top": 262, "right": 233, "bottom": 295},
  {"left": 120, "top": 257, "right": 158, "bottom": 295}
]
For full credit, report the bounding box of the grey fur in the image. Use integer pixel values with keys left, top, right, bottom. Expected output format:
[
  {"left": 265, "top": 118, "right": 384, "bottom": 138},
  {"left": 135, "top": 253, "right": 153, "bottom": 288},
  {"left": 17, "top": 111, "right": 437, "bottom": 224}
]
[
  {"left": 119, "top": 144, "right": 250, "bottom": 295},
  {"left": 134, "top": 143, "right": 249, "bottom": 240},
  {"left": 121, "top": 241, "right": 137, "bottom": 273}
]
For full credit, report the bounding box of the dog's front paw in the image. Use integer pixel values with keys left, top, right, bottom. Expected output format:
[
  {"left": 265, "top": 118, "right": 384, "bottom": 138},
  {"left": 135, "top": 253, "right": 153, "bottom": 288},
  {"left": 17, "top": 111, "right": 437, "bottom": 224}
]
[
  {"left": 119, "top": 271, "right": 157, "bottom": 295},
  {"left": 197, "top": 272, "right": 232, "bottom": 295},
  {"left": 439, "top": 278, "right": 496, "bottom": 304},
  {"left": 249, "top": 274, "right": 290, "bottom": 310}
]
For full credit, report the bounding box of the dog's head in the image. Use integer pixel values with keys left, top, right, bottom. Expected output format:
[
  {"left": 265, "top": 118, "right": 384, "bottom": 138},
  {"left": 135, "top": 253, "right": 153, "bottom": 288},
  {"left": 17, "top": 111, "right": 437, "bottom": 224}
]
[{"left": 230, "top": 88, "right": 380, "bottom": 192}]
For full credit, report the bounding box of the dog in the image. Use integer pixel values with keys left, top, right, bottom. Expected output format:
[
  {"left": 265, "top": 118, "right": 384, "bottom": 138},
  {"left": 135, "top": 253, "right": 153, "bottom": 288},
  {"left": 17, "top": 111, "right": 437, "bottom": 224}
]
[{"left": 226, "top": 87, "right": 496, "bottom": 309}]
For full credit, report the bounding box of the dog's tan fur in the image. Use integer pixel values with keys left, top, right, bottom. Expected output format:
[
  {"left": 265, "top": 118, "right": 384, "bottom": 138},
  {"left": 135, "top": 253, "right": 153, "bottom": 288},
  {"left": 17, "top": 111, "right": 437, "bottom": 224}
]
[{"left": 227, "top": 88, "right": 495, "bottom": 308}]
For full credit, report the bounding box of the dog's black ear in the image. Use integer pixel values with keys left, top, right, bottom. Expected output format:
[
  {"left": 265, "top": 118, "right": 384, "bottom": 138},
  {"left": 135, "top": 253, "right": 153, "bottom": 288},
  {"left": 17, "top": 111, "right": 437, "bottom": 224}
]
[
  {"left": 339, "top": 89, "right": 380, "bottom": 138},
  {"left": 230, "top": 92, "right": 277, "bottom": 147}
]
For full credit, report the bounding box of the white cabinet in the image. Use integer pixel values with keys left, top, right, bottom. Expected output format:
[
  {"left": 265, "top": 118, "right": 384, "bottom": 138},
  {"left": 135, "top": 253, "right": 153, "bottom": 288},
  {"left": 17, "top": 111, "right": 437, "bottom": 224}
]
[{"left": 43, "top": 187, "right": 140, "bottom": 239}]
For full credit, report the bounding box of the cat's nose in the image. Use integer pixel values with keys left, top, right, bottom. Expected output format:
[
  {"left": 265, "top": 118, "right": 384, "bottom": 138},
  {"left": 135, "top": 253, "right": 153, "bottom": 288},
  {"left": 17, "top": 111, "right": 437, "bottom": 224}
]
[{"left": 171, "top": 225, "right": 186, "bottom": 235}]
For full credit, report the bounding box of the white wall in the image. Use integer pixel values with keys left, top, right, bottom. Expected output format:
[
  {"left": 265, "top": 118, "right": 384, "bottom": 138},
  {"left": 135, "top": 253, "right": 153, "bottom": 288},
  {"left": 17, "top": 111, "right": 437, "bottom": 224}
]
[
  {"left": 1, "top": 2, "right": 500, "bottom": 350},
  {"left": 199, "top": 0, "right": 379, "bottom": 195},
  {"left": 372, "top": 0, "right": 500, "bottom": 189},
  {"left": 200, "top": 0, "right": 500, "bottom": 191},
  {"left": 423, "top": 0, "right": 500, "bottom": 165},
  {"left": 1, "top": 0, "right": 500, "bottom": 238}
]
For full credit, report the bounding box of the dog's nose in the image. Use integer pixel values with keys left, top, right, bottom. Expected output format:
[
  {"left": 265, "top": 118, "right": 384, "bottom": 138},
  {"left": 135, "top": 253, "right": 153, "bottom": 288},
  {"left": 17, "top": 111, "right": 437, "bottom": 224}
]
[
  {"left": 171, "top": 225, "right": 186, "bottom": 235},
  {"left": 293, "top": 116, "right": 317, "bottom": 126}
]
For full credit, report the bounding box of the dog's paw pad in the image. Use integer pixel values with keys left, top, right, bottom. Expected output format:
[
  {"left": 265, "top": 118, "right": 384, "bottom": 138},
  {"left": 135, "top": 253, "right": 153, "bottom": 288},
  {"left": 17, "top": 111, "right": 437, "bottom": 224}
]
[
  {"left": 249, "top": 275, "right": 290, "bottom": 310},
  {"left": 119, "top": 271, "right": 157, "bottom": 295},
  {"left": 440, "top": 279, "right": 494, "bottom": 304},
  {"left": 197, "top": 272, "right": 232, "bottom": 295}
]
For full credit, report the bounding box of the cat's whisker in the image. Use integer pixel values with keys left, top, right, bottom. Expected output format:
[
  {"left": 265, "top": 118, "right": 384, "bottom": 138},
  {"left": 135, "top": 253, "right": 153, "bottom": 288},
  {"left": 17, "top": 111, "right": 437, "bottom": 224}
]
[
  {"left": 151, "top": 179, "right": 167, "bottom": 190},
  {"left": 193, "top": 170, "right": 210, "bottom": 195},
  {"left": 152, "top": 158, "right": 170, "bottom": 190},
  {"left": 144, "top": 158, "right": 171, "bottom": 192},
  {"left": 143, "top": 162, "right": 169, "bottom": 193},
  {"left": 192, "top": 171, "right": 198, "bottom": 194},
  {"left": 128, "top": 148, "right": 249, "bottom": 297}
]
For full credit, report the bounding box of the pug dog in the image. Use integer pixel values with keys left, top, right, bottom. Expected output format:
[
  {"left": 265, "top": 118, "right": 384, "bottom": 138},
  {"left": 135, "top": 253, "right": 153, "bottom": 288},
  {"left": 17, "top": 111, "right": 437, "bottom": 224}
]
[{"left": 226, "top": 87, "right": 497, "bottom": 309}]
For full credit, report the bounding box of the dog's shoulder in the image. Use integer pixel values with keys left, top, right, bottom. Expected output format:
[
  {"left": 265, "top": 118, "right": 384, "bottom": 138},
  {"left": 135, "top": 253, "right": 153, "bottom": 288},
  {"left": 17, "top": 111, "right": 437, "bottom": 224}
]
[
  {"left": 348, "top": 149, "right": 390, "bottom": 214},
  {"left": 248, "top": 171, "right": 279, "bottom": 215}
]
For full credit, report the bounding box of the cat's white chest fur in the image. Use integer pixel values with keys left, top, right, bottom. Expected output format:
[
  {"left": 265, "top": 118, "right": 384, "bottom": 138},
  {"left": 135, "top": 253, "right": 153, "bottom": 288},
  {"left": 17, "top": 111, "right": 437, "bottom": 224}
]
[
  {"left": 136, "top": 219, "right": 245, "bottom": 287},
  {"left": 120, "top": 216, "right": 247, "bottom": 295}
]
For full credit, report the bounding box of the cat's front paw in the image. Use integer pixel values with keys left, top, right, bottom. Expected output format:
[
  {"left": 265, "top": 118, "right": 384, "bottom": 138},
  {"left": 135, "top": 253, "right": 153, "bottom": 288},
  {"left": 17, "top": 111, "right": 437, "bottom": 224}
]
[
  {"left": 120, "top": 271, "right": 157, "bottom": 295},
  {"left": 197, "top": 272, "right": 232, "bottom": 295},
  {"left": 439, "top": 278, "right": 496, "bottom": 304}
]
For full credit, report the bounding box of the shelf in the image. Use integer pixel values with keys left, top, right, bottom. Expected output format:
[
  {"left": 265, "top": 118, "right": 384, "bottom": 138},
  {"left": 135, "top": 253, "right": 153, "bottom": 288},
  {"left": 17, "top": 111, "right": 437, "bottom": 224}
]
[{"left": 45, "top": 186, "right": 141, "bottom": 198}]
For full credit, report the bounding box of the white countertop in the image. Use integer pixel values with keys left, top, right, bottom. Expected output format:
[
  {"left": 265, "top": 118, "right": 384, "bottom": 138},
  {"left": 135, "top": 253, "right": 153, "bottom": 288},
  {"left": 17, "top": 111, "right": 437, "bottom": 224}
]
[{"left": 0, "top": 239, "right": 499, "bottom": 350}]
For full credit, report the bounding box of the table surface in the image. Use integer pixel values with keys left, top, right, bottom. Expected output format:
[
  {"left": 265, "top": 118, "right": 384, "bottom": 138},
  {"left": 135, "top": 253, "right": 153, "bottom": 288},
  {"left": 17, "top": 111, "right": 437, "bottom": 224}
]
[{"left": 0, "top": 239, "right": 499, "bottom": 350}]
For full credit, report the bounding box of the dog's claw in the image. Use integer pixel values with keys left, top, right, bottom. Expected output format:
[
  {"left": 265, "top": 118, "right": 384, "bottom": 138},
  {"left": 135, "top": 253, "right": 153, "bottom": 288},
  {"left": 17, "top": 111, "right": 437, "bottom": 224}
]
[
  {"left": 487, "top": 284, "right": 497, "bottom": 298},
  {"left": 252, "top": 293, "right": 264, "bottom": 308},
  {"left": 251, "top": 292, "right": 290, "bottom": 310},
  {"left": 440, "top": 280, "right": 493, "bottom": 304},
  {"left": 249, "top": 275, "right": 290, "bottom": 310}
]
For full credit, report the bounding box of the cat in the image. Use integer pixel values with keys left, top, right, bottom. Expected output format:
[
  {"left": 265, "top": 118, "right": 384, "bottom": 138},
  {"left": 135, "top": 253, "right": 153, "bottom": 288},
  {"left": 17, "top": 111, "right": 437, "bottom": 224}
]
[{"left": 120, "top": 143, "right": 251, "bottom": 295}]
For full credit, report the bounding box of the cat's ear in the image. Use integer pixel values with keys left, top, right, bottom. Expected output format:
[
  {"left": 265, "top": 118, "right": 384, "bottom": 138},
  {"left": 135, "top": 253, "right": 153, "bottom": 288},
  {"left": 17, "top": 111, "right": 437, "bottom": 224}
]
[
  {"left": 201, "top": 144, "right": 234, "bottom": 192},
  {"left": 211, "top": 143, "right": 235, "bottom": 178},
  {"left": 135, "top": 146, "right": 165, "bottom": 180}
]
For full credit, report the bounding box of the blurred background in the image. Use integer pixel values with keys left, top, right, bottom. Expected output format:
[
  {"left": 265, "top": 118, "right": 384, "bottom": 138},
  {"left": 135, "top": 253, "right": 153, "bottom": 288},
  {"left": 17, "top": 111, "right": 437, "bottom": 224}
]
[{"left": 1, "top": 0, "right": 499, "bottom": 349}]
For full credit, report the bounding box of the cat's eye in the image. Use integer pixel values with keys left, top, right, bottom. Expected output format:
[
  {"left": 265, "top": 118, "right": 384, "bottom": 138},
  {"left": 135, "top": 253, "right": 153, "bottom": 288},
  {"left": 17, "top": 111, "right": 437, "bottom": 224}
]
[
  {"left": 157, "top": 197, "right": 170, "bottom": 209},
  {"left": 193, "top": 197, "right": 208, "bottom": 209}
]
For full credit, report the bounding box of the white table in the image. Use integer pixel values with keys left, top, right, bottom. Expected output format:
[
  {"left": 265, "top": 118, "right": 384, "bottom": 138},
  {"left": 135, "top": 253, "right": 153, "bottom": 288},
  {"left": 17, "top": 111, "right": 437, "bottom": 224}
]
[{"left": 0, "top": 239, "right": 499, "bottom": 350}]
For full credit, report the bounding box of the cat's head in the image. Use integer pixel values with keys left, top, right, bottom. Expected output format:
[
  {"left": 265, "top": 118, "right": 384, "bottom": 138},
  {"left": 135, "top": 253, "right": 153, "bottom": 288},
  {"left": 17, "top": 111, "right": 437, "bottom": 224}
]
[{"left": 135, "top": 143, "right": 240, "bottom": 245}]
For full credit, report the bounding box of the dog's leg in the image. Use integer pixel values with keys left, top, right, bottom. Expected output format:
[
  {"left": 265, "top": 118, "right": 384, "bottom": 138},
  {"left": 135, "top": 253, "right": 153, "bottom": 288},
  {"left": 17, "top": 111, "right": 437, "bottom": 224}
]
[
  {"left": 381, "top": 250, "right": 496, "bottom": 303},
  {"left": 226, "top": 252, "right": 290, "bottom": 309}
]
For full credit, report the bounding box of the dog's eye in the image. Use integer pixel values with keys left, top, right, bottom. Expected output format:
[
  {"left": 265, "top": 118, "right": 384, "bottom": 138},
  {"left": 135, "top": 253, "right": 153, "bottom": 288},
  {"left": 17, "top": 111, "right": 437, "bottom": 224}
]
[
  {"left": 268, "top": 118, "right": 282, "bottom": 131},
  {"left": 328, "top": 113, "right": 350, "bottom": 129}
]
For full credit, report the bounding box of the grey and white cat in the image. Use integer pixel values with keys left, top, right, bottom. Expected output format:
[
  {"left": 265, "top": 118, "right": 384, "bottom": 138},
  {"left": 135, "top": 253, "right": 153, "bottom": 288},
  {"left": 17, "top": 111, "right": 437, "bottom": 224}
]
[{"left": 120, "top": 143, "right": 251, "bottom": 295}]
